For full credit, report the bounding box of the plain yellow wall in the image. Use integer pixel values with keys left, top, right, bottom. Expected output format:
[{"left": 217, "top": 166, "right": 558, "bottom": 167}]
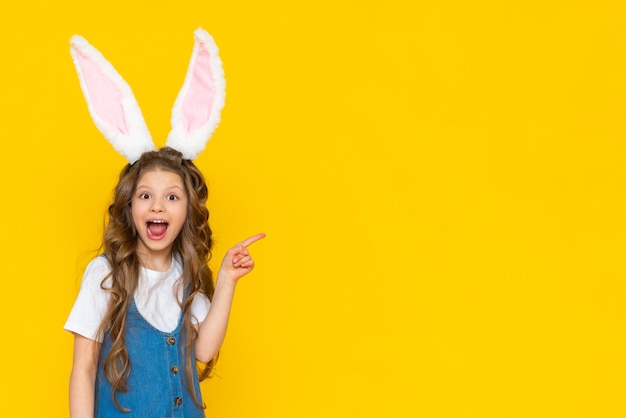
[{"left": 2, "top": 0, "right": 626, "bottom": 416}]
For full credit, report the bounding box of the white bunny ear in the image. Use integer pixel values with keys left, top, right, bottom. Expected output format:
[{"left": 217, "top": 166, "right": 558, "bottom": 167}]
[
  {"left": 70, "top": 35, "right": 156, "bottom": 163},
  {"left": 166, "top": 28, "right": 226, "bottom": 160}
]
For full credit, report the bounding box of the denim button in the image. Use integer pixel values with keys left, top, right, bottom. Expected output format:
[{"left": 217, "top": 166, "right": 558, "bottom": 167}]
[
  {"left": 167, "top": 336, "right": 176, "bottom": 345},
  {"left": 171, "top": 365, "right": 179, "bottom": 375},
  {"left": 174, "top": 397, "right": 182, "bottom": 406}
]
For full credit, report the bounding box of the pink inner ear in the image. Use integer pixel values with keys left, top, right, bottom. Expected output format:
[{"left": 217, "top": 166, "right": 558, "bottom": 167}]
[
  {"left": 180, "top": 46, "right": 216, "bottom": 134},
  {"left": 76, "top": 50, "right": 129, "bottom": 135}
]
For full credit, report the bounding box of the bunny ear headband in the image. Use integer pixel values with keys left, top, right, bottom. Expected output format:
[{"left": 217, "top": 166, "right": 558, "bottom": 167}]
[{"left": 70, "top": 28, "right": 225, "bottom": 163}]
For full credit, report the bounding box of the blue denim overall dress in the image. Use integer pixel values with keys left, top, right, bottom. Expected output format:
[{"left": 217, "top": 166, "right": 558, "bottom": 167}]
[{"left": 95, "top": 298, "right": 205, "bottom": 417}]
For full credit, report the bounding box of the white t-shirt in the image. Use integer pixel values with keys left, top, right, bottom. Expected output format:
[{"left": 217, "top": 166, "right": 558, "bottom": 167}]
[{"left": 64, "top": 256, "right": 211, "bottom": 342}]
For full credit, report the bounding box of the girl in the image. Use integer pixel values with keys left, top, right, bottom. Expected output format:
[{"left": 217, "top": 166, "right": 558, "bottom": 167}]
[{"left": 64, "top": 30, "right": 263, "bottom": 417}]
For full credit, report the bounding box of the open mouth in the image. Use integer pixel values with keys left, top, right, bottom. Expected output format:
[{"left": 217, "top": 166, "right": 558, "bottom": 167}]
[{"left": 146, "top": 220, "right": 169, "bottom": 240}]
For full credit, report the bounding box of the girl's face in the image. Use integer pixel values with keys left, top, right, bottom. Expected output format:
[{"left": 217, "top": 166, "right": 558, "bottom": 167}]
[{"left": 132, "top": 169, "right": 188, "bottom": 264}]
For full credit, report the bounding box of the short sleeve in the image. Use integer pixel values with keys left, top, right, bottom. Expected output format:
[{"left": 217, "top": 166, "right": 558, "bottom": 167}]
[
  {"left": 190, "top": 292, "right": 211, "bottom": 324},
  {"left": 64, "top": 257, "right": 112, "bottom": 342}
]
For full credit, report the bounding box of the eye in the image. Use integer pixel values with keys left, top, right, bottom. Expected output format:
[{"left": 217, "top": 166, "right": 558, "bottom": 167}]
[
  {"left": 138, "top": 193, "right": 150, "bottom": 199},
  {"left": 166, "top": 194, "right": 179, "bottom": 201}
]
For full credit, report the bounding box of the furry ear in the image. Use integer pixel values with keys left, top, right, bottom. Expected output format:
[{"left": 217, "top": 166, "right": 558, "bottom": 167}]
[
  {"left": 70, "top": 35, "right": 156, "bottom": 163},
  {"left": 165, "top": 28, "right": 226, "bottom": 160}
]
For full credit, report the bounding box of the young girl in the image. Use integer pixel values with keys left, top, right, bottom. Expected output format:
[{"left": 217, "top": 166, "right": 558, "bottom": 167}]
[{"left": 64, "top": 30, "right": 263, "bottom": 417}]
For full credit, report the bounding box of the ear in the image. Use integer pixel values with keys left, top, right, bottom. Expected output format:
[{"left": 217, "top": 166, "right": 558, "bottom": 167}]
[
  {"left": 165, "top": 28, "right": 226, "bottom": 160},
  {"left": 70, "top": 35, "right": 155, "bottom": 163}
]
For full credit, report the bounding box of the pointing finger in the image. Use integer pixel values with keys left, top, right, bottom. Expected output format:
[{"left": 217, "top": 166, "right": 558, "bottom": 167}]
[{"left": 239, "top": 233, "right": 266, "bottom": 248}]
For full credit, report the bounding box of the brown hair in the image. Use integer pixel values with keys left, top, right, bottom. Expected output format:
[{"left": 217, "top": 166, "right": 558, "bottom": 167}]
[{"left": 98, "top": 147, "right": 216, "bottom": 411}]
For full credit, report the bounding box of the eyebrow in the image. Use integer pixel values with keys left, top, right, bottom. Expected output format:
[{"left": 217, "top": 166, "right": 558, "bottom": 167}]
[{"left": 135, "top": 184, "right": 186, "bottom": 192}]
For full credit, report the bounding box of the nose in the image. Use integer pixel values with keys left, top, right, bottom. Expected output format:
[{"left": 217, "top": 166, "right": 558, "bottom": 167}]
[{"left": 150, "top": 200, "right": 164, "bottom": 213}]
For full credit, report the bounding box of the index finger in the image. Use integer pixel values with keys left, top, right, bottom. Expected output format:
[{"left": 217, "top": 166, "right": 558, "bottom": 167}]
[{"left": 239, "top": 233, "right": 266, "bottom": 248}]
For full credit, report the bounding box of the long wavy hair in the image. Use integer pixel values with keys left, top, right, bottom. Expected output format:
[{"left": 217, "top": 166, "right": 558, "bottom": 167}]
[{"left": 97, "top": 147, "right": 216, "bottom": 411}]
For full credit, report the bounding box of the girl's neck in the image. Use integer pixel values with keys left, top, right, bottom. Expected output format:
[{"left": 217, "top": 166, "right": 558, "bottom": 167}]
[{"left": 137, "top": 250, "right": 173, "bottom": 272}]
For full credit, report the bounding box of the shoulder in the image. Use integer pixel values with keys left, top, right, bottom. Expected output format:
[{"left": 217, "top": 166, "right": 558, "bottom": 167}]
[{"left": 80, "top": 255, "right": 112, "bottom": 289}]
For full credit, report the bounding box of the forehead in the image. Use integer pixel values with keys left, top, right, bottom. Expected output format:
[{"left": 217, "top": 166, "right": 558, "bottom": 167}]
[{"left": 136, "top": 169, "right": 185, "bottom": 189}]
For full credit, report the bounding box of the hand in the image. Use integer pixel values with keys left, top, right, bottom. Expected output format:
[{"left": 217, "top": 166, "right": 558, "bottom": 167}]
[{"left": 218, "top": 233, "right": 265, "bottom": 282}]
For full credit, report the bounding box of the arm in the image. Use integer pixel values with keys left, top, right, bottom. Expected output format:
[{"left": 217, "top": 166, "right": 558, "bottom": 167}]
[
  {"left": 195, "top": 233, "right": 265, "bottom": 363},
  {"left": 69, "top": 334, "right": 101, "bottom": 418}
]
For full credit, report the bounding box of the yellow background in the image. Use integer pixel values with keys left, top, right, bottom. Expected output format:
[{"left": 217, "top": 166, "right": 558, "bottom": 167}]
[{"left": 1, "top": 0, "right": 626, "bottom": 416}]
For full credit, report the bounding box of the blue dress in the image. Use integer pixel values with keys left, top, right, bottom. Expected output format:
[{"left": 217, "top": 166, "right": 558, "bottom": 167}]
[{"left": 95, "top": 298, "right": 205, "bottom": 417}]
